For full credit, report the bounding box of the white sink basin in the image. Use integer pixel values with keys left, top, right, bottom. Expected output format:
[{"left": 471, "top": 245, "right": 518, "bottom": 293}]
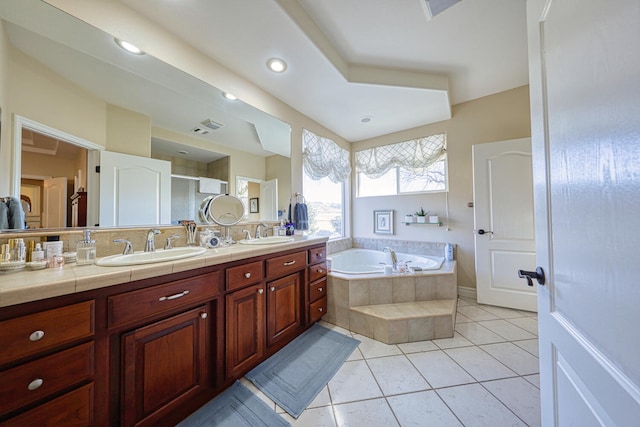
[
  {"left": 96, "top": 247, "right": 206, "bottom": 266},
  {"left": 238, "top": 236, "right": 294, "bottom": 245}
]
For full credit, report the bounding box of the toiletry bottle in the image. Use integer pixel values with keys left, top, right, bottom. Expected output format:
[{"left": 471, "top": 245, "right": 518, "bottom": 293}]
[
  {"left": 27, "top": 240, "right": 35, "bottom": 262},
  {"left": 76, "top": 229, "right": 96, "bottom": 265},
  {"left": 445, "top": 243, "right": 454, "bottom": 261},
  {"left": 32, "top": 243, "right": 44, "bottom": 262}
]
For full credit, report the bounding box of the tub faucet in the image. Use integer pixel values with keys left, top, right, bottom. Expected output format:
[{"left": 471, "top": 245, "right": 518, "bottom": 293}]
[
  {"left": 383, "top": 247, "right": 398, "bottom": 270},
  {"left": 145, "top": 229, "right": 161, "bottom": 252},
  {"left": 255, "top": 223, "right": 269, "bottom": 239}
]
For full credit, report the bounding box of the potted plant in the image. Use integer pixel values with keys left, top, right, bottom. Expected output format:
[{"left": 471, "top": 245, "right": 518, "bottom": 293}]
[{"left": 415, "top": 207, "right": 428, "bottom": 223}]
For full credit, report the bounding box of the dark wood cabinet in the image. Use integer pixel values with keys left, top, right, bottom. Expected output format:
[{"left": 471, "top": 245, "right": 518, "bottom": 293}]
[
  {"left": 267, "top": 272, "right": 302, "bottom": 347},
  {"left": 225, "top": 284, "right": 265, "bottom": 379},
  {"left": 121, "top": 305, "right": 209, "bottom": 427}
]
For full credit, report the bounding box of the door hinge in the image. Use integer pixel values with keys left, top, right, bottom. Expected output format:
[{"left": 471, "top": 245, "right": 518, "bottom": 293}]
[{"left": 95, "top": 166, "right": 100, "bottom": 173}]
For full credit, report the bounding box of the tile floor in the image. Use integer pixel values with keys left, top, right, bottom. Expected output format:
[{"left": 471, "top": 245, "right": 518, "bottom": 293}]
[{"left": 240, "top": 297, "right": 541, "bottom": 427}]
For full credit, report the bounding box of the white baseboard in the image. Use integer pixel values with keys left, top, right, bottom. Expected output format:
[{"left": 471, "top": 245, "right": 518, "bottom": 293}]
[{"left": 457, "top": 286, "right": 477, "bottom": 300}]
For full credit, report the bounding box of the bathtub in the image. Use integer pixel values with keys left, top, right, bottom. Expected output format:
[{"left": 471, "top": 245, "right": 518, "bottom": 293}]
[{"left": 327, "top": 248, "right": 444, "bottom": 274}]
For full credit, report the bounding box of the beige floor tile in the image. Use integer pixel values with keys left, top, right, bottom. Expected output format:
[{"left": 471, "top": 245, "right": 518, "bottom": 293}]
[
  {"left": 433, "top": 332, "right": 474, "bottom": 350},
  {"left": 483, "top": 377, "right": 541, "bottom": 427},
  {"left": 480, "top": 342, "right": 540, "bottom": 376},
  {"left": 387, "top": 390, "right": 462, "bottom": 427},
  {"left": 524, "top": 374, "right": 540, "bottom": 389},
  {"left": 328, "top": 360, "right": 383, "bottom": 404},
  {"left": 333, "top": 398, "right": 399, "bottom": 427},
  {"left": 478, "top": 319, "right": 537, "bottom": 341},
  {"left": 507, "top": 316, "right": 539, "bottom": 336},
  {"left": 477, "top": 304, "right": 531, "bottom": 319},
  {"left": 437, "top": 383, "right": 527, "bottom": 427},
  {"left": 397, "top": 340, "right": 439, "bottom": 354},
  {"left": 367, "top": 355, "right": 430, "bottom": 395},
  {"left": 353, "top": 334, "right": 403, "bottom": 359},
  {"left": 286, "top": 405, "right": 337, "bottom": 427},
  {"left": 445, "top": 346, "right": 517, "bottom": 382},
  {"left": 457, "top": 305, "right": 499, "bottom": 321},
  {"left": 455, "top": 322, "right": 506, "bottom": 345},
  {"left": 407, "top": 350, "right": 475, "bottom": 389},
  {"left": 513, "top": 338, "right": 539, "bottom": 357}
]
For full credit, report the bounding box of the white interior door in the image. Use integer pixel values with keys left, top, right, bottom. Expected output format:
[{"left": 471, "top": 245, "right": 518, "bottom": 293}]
[
  {"left": 528, "top": 0, "right": 640, "bottom": 424},
  {"left": 259, "top": 178, "right": 278, "bottom": 221},
  {"left": 473, "top": 138, "right": 536, "bottom": 311},
  {"left": 99, "top": 151, "right": 171, "bottom": 226},
  {"left": 42, "top": 177, "right": 67, "bottom": 228}
]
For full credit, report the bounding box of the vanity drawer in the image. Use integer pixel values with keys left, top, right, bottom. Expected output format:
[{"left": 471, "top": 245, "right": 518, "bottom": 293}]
[
  {"left": 266, "top": 251, "right": 307, "bottom": 279},
  {"left": 0, "top": 342, "right": 94, "bottom": 416},
  {"left": 309, "top": 278, "right": 327, "bottom": 303},
  {"left": 308, "top": 246, "right": 326, "bottom": 264},
  {"left": 309, "top": 296, "right": 327, "bottom": 324},
  {"left": 226, "top": 261, "right": 263, "bottom": 291},
  {"left": 108, "top": 272, "right": 220, "bottom": 328},
  {"left": 309, "top": 262, "right": 327, "bottom": 283},
  {"left": 0, "top": 300, "right": 94, "bottom": 366},
  {"left": 0, "top": 382, "right": 93, "bottom": 427}
]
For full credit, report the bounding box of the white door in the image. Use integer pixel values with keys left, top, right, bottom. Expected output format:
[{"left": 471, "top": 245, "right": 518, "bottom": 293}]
[
  {"left": 42, "top": 177, "right": 67, "bottom": 228},
  {"left": 528, "top": 0, "right": 640, "bottom": 424},
  {"left": 473, "top": 138, "right": 537, "bottom": 311},
  {"left": 99, "top": 151, "right": 171, "bottom": 226},
  {"left": 259, "top": 179, "right": 278, "bottom": 221}
]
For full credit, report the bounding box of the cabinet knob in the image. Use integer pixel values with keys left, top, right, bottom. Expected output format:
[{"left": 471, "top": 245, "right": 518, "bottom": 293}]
[
  {"left": 258, "top": 288, "right": 264, "bottom": 294},
  {"left": 318, "top": 288, "right": 323, "bottom": 292},
  {"left": 28, "top": 378, "right": 43, "bottom": 391},
  {"left": 200, "top": 312, "right": 208, "bottom": 319},
  {"left": 318, "top": 269, "right": 323, "bottom": 273},
  {"left": 270, "top": 287, "right": 276, "bottom": 292},
  {"left": 29, "top": 330, "right": 45, "bottom": 342},
  {"left": 245, "top": 273, "right": 251, "bottom": 279},
  {"left": 318, "top": 307, "right": 323, "bottom": 312}
]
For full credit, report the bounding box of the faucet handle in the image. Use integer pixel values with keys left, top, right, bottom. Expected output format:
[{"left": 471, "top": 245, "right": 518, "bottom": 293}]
[
  {"left": 164, "top": 234, "right": 180, "bottom": 250},
  {"left": 113, "top": 239, "right": 133, "bottom": 255},
  {"left": 242, "top": 230, "right": 252, "bottom": 240}
]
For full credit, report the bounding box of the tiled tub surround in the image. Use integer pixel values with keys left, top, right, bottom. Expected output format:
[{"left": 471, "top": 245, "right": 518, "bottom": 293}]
[{"left": 325, "top": 239, "right": 457, "bottom": 344}]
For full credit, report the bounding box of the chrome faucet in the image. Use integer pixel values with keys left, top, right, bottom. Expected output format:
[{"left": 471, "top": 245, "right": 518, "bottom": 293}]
[
  {"left": 114, "top": 239, "right": 133, "bottom": 255},
  {"left": 255, "top": 223, "right": 269, "bottom": 239},
  {"left": 164, "top": 234, "right": 180, "bottom": 250},
  {"left": 383, "top": 247, "right": 398, "bottom": 270},
  {"left": 145, "top": 229, "right": 161, "bottom": 252}
]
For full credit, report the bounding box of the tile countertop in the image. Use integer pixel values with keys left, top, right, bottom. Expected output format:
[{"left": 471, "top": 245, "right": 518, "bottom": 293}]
[{"left": 0, "top": 236, "right": 328, "bottom": 308}]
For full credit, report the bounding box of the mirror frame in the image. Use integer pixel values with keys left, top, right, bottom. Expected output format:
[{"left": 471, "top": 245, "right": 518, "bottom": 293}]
[{"left": 205, "top": 194, "right": 245, "bottom": 226}]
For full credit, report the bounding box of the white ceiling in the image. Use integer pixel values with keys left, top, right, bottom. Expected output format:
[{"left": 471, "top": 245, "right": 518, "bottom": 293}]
[{"left": 119, "top": 0, "right": 529, "bottom": 142}]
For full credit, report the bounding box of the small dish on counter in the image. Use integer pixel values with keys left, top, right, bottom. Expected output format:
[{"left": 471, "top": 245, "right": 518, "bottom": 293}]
[
  {"left": 63, "top": 252, "right": 77, "bottom": 264},
  {"left": 0, "top": 260, "right": 26, "bottom": 271},
  {"left": 26, "top": 261, "right": 47, "bottom": 270}
]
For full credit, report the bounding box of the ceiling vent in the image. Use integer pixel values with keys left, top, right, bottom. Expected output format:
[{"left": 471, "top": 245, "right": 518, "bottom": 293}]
[
  {"left": 200, "top": 118, "right": 224, "bottom": 131},
  {"left": 191, "top": 127, "right": 210, "bottom": 135}
]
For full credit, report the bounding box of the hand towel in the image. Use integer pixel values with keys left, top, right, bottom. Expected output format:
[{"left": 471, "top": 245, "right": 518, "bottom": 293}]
[
  {"left": 0, "top": 201, "right": 8, "bottom": 230},
  {"left": 294, "top": 203, "right": 308, "bottom": 231},
  {"left": 7, "top": 197, "right": 25, "bottom": 229}
]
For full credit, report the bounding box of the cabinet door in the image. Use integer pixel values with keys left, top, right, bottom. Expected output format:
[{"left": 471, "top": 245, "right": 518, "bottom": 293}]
[
  {"left": 267, "top": 272, "right": 301, "bottom": 348},
  {"left": 121, "top": 306, "right": 208, "bottom": 427},
  {"left": 226, "top": 285, "right": 264, "bottom": 379}
]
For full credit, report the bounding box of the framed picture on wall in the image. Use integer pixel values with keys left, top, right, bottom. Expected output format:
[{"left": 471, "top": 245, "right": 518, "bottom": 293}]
[
  {"left": 373, "top": 210, "right": 394, "bottom": 234},
  {"left": 249, "top": 198, "right": 259, "bottom": 213}
]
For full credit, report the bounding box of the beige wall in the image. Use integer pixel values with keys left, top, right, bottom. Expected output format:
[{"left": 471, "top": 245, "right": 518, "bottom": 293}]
[
  {"left": 351, "top": 86, "right": 531, "bottom": 289},
  {"left": 266, "top": 154, "right": 292, "bottom": 215},
  {"left": 0, "top": 18, "right": 10, "bottom": 194},
  {"left": 21, "top": 151, "right": 77, "bottom": 180},
  {"left": 106, "top": 105, "right": 151, "bottom": 156}
]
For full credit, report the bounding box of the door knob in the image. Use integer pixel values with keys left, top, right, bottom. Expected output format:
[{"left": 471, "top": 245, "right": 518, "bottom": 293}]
[
  {"left": 477, "top": 229, "right": 493, "bottom": 235},
  {"left": 518, "top": 267, "right": 546, "bottom": 286}
]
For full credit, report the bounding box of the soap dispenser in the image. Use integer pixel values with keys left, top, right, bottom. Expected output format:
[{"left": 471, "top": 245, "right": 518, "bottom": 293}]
[{"left": 76, "top": 229, "right": 96, "bottom": 265}]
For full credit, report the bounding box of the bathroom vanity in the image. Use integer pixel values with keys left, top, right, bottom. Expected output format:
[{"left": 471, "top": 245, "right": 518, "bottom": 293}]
[{"left": 0, "top": 238, "right": 327, "bottom": 426}]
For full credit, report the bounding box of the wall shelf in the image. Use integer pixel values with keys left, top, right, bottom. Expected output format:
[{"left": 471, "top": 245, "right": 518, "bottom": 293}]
[{"left": 402, "top": 221, "right": 442, "bottom": 227}]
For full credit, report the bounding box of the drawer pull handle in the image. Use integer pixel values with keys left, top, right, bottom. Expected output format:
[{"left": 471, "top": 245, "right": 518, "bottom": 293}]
[
  {"left": 245, "top": 273, "right": 251, "bottom": 279},
  {"left": 318, "top": 269, "right": 324, "bottom": 273},
  {"left": 318, "top": 288, "right": 323, "bottom": 292},
  {"left": 29, "top": 330, "right": 45, "bottom": 342},
  {"left": 318, "top": 307, "right": 323, "bottom": 312},
  {"left": 200, "top": 312, "right": 208, "bottom": 319},
  {"left": 28, "top": 379, "right": 43, "bottom": 391},
  {"left": 270, "top": 287, "right": 276, "bottom": 292},
  {"left": 159, "top": 290, "right": 190, "bottom": 301},
  {"left": 283, "top": 260, "right": 296, "bottom": 266},
  {"left": 258, "top": 288, "right": 264, "bottom": 294}
]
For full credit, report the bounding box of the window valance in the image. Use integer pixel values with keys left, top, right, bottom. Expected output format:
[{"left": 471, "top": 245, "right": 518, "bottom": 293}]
[
  {"left": 355, "top": 134, "right": 446, "bottom": 179},
  {"left": 302, "top": 129, "right": 351, "bottom": 183}
]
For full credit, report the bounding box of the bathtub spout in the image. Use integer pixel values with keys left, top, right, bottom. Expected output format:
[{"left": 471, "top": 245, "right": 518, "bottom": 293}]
[{"left": 383, "top": 247, "right": 398, "bottom": 270}]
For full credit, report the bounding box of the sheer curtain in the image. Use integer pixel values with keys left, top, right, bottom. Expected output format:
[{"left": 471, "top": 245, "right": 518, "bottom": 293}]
[
  {"left": 355, "top": 134, "right": 446, "bottom": 178},
  {"left": 302, "top": 129, "right": 351, "bottom": 183}
]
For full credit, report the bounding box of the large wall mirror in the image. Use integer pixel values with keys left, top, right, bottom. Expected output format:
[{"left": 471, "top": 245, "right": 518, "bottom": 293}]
[{"left": 0, "top": 0, "right": 291, "bottom": 231}]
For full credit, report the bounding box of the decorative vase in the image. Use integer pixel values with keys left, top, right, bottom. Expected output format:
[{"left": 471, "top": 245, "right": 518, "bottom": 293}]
[
  {"left": 404, "top": 215, "right": 414, "bottom": 223},
  {"left": 429, "top": 215, "right": 439, "bottom": 224},
  {"left": 416, "top": 216, "right": 426, "bottom": 223}
]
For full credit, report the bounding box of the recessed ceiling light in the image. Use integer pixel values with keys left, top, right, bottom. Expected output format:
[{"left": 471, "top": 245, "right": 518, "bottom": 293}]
[
  {"left": 114, "top": 38, "right": 145, "bottom": 55},
  {"left": 222, "top": 92, "right": 238, "bottom": 101},
  {"left": 361, "top": 116, "right": 373, "bottom": 123},
  {"left": 266, "top": 58, "right": 287, "bottom": 73}
]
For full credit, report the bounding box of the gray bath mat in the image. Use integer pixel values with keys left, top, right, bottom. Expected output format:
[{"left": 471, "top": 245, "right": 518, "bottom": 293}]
[
  {"left": 246, "top": 323, "right": 360, "bottom": 418},
  {"left": 176, "top": 381, "right": 289, "bottom": 427}
]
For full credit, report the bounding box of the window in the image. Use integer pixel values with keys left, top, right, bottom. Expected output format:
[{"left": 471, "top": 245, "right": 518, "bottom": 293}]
[
  {"left": 301, "top": 129, "right": 350, "bottom": 239},
  {"left": 355, "top": 134, "right": 447, "bottom": 196}
]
